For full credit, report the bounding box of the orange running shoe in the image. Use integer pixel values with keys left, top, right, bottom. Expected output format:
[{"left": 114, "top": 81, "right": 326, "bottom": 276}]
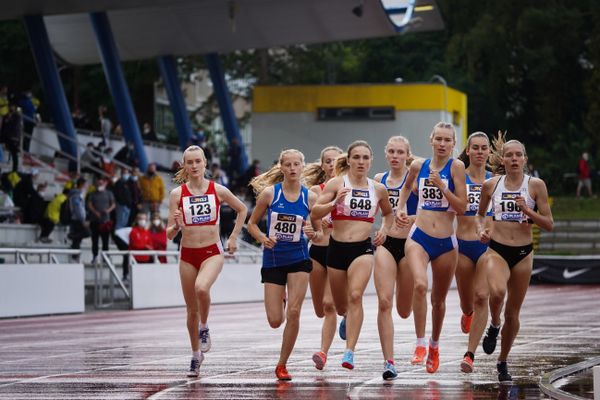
[
  {"left": 312, "top": 351, "right": 327, "bottom": 370},
  {"left": 411, "top": 346, "right": 427, "bottom": 365},
  {"left": 461, "top": 312, "right": 473, "bottom": 334},
  {"left": 426, "top": 346, "right": 439, "bottom": 373},
  {"left": 275, "top": 364, "right": 292, "bottom": 381},
  {"left": 460, "top": 352, "right": 474, "bottom": 373}
]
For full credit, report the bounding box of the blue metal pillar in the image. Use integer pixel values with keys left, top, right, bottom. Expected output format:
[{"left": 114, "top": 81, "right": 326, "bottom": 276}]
[
  {"left": 205, "top": 53, "right": 248, "bottom": 174},
  {"left": 23, "top": 15, "right": 78, "bottom": 164},
  {"left": 157, "top": 56, "right": 193, "bottom": 150},
  {"left": 89, "top": 12, "right": 148, "bottom": 171}
]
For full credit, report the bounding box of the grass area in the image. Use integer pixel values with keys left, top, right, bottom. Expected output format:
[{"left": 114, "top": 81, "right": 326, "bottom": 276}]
[{"left": 550, "top": 196, "right": 600, "bottom": 220}]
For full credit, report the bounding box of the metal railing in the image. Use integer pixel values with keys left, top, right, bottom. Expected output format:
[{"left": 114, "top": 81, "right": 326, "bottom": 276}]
[
  {"left": 95, "top": 247, "right": 262, "bottom": 309},
  {"left": 0, "top": 248, "right": 81, "bottom": 264}
]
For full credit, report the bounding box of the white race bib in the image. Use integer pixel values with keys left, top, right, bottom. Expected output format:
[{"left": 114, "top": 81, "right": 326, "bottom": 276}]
[
  {"left": 466, "top": 184, "right": 482, "bottom": 213},
  {"left": 182, "top": 194, "right": 217, "bottom": 225},
  {"left": 268, "top": 212, "right": 304, "bottom": 242},
  {"left": 419, "top": 177, "right": 449, "bottom": 209}
]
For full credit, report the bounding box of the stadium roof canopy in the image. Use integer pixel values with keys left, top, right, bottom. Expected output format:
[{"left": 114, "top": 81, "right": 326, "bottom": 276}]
[{"left": 0, "top": 0, "right": 444, "bottom": 65}]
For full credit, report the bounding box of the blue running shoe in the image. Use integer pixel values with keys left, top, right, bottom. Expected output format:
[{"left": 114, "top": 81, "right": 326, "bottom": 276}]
[
  {"left": 339, "top": 317, "right": 347, "bottom": 340},
  {"left": 187, "top": 353, "right": 204, "bottom": 378},
  {"left": 382, "top": 361, "right": 398, "bottom": 380},
  {"left": 199, "top": 328, "right": 211, "bottom": 353},
  {"left": 341, "top": 349, "right": 354, "bottom": 370}
]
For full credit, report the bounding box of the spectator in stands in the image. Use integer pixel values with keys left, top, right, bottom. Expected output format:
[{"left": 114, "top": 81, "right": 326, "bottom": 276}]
[
  {"left": 68, "top": 177, "right": 89, "bottom": 256},
  {"left": 129, "top": 212, "right": 153, "bottom": 263},
  {"left": 81, "top": 142, "right": 101, "bottom": 173},
  {"left": 199, "top": 133, "right": 213, "bottom": 163},
  {"left": 129, "top": 166, "right": 143, "bottom": 225},
  {"left": 139, "top": 162, "right": 165, "bottom": 212},
  {"left": 1, "top": 99, "right": 22, "bottom": 172},
  {"left": 18, "top": 89, "right": 38, "bottom": 152},
  {"left": 226, "top": 137, "right": 241, "bottom": 179},
  {"left": 149, "top": 213, "right": 167, "bottom": 263},
  {"left": 113, "top": 225, "right": 132, "bottom": 282},
  {"left": 241, "top": 159, "right": 261, "bottom": 203},
  {"left": 64, "top": 171, "right": 80, "bottom": 191},
  {"left": 0, "top": 186, "right": 16, "bottom": 223},
  {"left": 39, "top": 188, "right": 68, "bottom": 243},
  {"left": 113, "top": 124, "right": 123, "bottom": 137},
  {"left": 577, "top": 152, "right": 594, "bottom": 198},
  {"left": 113, "top": 167, "right": 134, "bottom": 230},
  {"left": 13, "top": 170, "right": 37, "bottom": 221},
  {"left": 210, "top": 162, "right": 228, "bottom": 187},
  {"left": 87, "top": 176, "right": 116, "bottom": 264},
  {"left": 71, "top": 107, "right": 87, "bottom": 129},
  {"left": 101, "top": 147, "right": 115, "bottom": 177},
  {"left": 114, "top": 141, "right": 137, "bottom": 167},
  {"left": 0, "top": 85, "right": 8, "bottom": 132},
  {"left": 142, "top": 122, "right": 158, "bottom": 142},
  {"left": 98, "top": 105, "right": 112, "bottom": 146}
]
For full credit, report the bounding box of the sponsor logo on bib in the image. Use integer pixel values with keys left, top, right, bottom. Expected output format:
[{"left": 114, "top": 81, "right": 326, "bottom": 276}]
[
  {"left": 352, "top": 189, "right": 369, "bottom": 198},
  {"left": 189, "top": 195, "right": 209, "bottom": 204}
]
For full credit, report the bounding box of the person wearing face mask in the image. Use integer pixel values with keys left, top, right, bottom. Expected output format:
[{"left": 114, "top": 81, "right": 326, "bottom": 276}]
[
  {"left": 139, "top": 163, "right": 165, "bottom": 212},
  {"left": 149, "top": 213, "right": 167, "bottom": 263},
  {"left": 113, "top": 168, "right": 134, "bottom": 230},
  {"left": 87, "top": 176, "right": 116, "bottom": 264},
  {"left": 129, "top": 213, "right": 154, "bottom": 263}
]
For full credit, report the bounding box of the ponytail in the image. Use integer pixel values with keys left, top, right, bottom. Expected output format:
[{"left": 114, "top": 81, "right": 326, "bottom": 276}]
[
  {"left": 249, "top": 149, "right": 305, "bottom": 196},
  {"left": 302, "top": 162, "right": 326, "bottom": 187},
  {"left": 249, "top": 165, "right": 284, "bottom": 195}
]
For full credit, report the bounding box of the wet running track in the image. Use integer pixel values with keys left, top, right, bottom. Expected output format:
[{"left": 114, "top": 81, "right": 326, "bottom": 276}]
[{"left": 1, "top": 285, "right": 599, "bottom": 399}]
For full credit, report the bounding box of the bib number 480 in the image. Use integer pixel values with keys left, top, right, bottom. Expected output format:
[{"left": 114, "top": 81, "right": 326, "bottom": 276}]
[{"left": 274, "top": 222, "right": 297, "bottom": 233}]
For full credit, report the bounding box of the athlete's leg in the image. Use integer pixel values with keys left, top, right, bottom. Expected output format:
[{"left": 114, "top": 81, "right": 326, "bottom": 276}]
[
  {"left": 310, "top": 259, "right": 337, "bottom": 355},
  {"left": 487, "top": 251, "right": 511, "bottom": 327},
  {"left": 455, "top": 253, "right": 475, "bottom": 316},
  {"left": 375, "top": 246, "right": 397, "bottom": 361},
  {"left": 327, "top": 267, "right": 349, "bottom": 317},
  {"left": 429, "top": 248, "right": 458, "bottom": 342},
  {"left": 467, "top": 253, "right": 491, "bottom": 354},
  {"left": 395, "top": 257, "right": 414, "bottom": 319},
  {"left": 180, "top": 261, "right": 200, "bottom": 352},
  {"left": 498, "top": 254, "right": 533, "bottom": 362},
  {"left": 264, "top": 282, "right": 287, "bottom": 329},
  {"left": 405, "top": 239, "right": 430, "bottom": 340},
  {"left": 278, "top": 271, "right": 310, "bottom": 366},
  {"left": 195, "top": 255, "right": 225, "bottom": 325},
  {"left": 345, "top": 254, "right": 374, "bottom": 351}
]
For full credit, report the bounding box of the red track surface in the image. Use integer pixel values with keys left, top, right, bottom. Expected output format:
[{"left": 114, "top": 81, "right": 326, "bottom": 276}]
[{"left": 1, "top": 285, "right": 599, "bottom": 399}]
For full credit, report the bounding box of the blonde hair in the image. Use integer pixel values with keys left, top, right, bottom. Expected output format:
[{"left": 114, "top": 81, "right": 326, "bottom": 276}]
[
  {"left": 334, "top": 140, "right": 373, "bottom": 176},
  {"left": 249, "top": 149, "right": 305, "bottom": 195},
  {"left": 302, "top": 146, "right": 343, "bottom": 187},
  {"left": 385, "top": 135, "right": 414, "bottom": 166},
  {"left": 457, "top": 131, "right": 490, "bottom": 168},
  {"left": 489, "top": 131, "right": 527, "bottom": 175},
  {"left": 430, "top": 121, "right": 456, "bottom": 142},
  {"left": 173, "top": 145, "right": 207, "bottom": 184}
]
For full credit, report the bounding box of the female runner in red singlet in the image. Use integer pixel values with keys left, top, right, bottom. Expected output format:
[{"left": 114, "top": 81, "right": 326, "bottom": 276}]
[{"left": 167, "top": 145, "right": 247, "bottom": 378}]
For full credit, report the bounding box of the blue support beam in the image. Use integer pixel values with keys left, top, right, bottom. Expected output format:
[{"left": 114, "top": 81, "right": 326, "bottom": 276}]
[
  {"left": 205, "top": 53, "right": 248, "bottom": 175},
  {"left": 89, "top": 12, "right": 148, "bottom": 171},
  {"left": 23, "top": 15, "right": 78, "bottom": 166},
  {"left": 157, "top": 55, "right": 193, "bottom": 150}
]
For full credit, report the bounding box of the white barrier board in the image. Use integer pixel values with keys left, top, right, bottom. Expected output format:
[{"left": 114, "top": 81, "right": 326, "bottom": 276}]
[{"left": 0, "top": 264, "right": 84, "bottom": 318}]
